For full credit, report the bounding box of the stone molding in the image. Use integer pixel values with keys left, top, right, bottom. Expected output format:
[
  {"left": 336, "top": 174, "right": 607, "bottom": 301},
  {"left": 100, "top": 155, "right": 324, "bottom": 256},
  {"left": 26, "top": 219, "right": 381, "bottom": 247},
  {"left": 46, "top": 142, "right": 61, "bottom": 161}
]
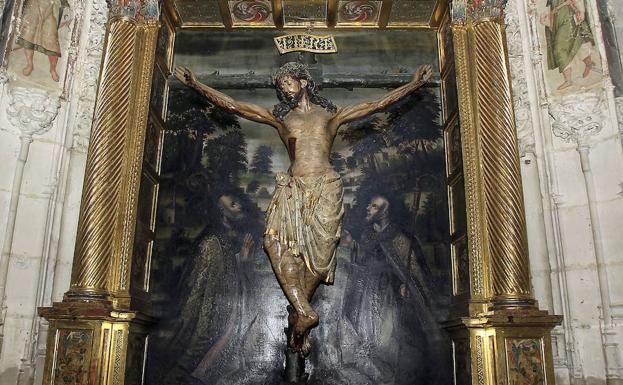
[
  {"left": 615, "top": 96, "right": 623, "bottom": 138},
  {"left": 505, "top": 0, "right": 536, "bottom": 157},
  {"left": 72, "top": 0, "right": 109, "bottom": 153}
]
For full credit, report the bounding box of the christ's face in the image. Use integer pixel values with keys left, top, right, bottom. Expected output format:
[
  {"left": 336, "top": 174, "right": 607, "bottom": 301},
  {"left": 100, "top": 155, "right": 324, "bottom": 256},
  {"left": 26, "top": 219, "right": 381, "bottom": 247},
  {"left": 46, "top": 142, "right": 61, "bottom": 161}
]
[{"left": 278, "top": 75, "right": 307, "bottom": 101}]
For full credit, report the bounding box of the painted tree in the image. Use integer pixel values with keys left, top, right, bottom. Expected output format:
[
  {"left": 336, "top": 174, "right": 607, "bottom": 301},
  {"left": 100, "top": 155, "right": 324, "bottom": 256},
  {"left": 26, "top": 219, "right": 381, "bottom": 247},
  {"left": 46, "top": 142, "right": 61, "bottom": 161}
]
[
  {"left": 247, "top": 179, "right": 260, "bottom": 194},
  {"left": 249, "top": 144, "right": 274, "bottom": 175}
]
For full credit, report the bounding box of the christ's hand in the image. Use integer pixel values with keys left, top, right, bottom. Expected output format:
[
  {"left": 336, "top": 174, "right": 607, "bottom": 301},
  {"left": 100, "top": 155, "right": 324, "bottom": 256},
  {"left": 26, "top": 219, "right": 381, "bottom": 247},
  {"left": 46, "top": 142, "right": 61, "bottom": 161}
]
[
  {"left": 174, "top": 66, "right": 197, "bottom": 86},
  {"left": 414, "top": 64, "right": 433, "bottom": 83}
]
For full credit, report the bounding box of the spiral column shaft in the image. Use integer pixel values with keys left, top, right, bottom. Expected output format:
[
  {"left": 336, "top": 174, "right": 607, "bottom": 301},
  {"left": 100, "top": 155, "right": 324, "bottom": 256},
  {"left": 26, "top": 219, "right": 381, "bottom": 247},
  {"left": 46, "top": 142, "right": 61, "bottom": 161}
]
[
  {"left": 66, "top": 17, "right": 158, "bottom": 305},
  {"left": 452, "top": 17, "right": 533, "bottom": 306}
]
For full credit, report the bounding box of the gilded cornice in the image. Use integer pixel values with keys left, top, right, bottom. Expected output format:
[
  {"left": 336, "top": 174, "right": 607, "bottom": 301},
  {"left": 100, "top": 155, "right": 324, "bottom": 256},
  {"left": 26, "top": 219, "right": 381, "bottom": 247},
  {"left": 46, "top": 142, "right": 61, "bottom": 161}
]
[
  {"left": 451, "top": 0, "right": 508, "bottom": 25},
  {"left": 107, "top": 0, "right": 160, "bottom": 22}
]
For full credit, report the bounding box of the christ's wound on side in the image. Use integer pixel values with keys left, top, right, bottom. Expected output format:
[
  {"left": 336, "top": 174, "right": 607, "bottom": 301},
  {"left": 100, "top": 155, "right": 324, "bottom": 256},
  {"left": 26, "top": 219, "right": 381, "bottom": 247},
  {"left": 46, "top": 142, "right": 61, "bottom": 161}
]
[{"left": 174, "top": 61, "right": 433, "bottom": 356}]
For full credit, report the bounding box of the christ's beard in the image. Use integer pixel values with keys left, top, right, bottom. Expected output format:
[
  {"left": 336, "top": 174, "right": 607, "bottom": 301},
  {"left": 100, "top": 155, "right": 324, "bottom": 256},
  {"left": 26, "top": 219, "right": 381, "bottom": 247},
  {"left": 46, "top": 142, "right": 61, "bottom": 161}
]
[{"left": 285, "top": 89, "right": 305, "bottom": 109}]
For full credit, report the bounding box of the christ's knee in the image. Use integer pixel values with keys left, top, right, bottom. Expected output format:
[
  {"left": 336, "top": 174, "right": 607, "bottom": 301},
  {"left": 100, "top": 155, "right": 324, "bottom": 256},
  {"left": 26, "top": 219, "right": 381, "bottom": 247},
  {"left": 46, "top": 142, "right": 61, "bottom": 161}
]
[
  {"left": 281, "top": 254, "right": 304, "bottom": 282},
  {"left": 263, "top": 235, "right": 276, "bottom": 252},
  {"left": 263, "top": 235, "right": 282, "bottom": 262}
]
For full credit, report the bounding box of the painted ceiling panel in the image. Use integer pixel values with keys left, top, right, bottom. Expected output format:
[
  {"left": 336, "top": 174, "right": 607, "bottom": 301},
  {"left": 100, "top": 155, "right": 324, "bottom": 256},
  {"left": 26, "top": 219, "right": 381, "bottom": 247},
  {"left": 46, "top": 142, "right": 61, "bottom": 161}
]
[
  {"left": 228, "top": 0, "right": 275, "bottom": 27},
  {"left": 168, "top": 0, "right": 442, "bottom": 29},
  {"left": 387, "top": 0, "right": 437, "bottom": 26},
  {"left": 174, "top": 0, "right": 224, "bottom": 26},
  {"left": 282, "top": 0, "right": 328, "bottom": 27},
  {"left": 336, "top": 1, "right": 383, "bottom": 27}
]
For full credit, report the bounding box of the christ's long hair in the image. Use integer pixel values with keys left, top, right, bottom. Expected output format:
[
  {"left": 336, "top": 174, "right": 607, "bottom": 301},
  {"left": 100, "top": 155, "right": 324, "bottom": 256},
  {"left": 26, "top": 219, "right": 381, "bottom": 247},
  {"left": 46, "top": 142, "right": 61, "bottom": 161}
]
[{"left": 272, "top": 62, "right": 337, "bottom": 121}]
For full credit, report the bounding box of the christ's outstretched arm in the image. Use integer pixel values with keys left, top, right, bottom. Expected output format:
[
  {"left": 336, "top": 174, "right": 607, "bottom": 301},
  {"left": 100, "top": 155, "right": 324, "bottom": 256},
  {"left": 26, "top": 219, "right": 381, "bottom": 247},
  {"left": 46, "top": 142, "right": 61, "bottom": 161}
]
[
  {"left": 174, "top": 66, "right": 282, "bottom": 129},
  {"left": 331, "top": 64, "right": 433, "bottom": 126}
]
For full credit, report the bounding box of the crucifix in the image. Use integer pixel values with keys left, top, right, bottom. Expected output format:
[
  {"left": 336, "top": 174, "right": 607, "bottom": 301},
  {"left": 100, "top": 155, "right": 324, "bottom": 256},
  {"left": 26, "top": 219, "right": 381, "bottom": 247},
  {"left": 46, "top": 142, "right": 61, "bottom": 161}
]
[{"left": 173, "top": 36, "right": 433, "bottom": 384}]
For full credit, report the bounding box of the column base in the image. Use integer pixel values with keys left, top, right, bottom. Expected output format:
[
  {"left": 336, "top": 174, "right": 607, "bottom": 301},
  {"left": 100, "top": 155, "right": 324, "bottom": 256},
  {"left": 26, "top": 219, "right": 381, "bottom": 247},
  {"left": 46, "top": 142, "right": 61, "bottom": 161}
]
[
  {"left": 38, "top": 301, "right": 154, "bottom": 385},
  {"left": 464, "top": 307, "right": 562, "bottom": 385},
  {"left": 490, "top": 296, "right": 538, "bottom": 310},
  {"left": 63, "top": 288, "right": 113, "bottom": 304}
]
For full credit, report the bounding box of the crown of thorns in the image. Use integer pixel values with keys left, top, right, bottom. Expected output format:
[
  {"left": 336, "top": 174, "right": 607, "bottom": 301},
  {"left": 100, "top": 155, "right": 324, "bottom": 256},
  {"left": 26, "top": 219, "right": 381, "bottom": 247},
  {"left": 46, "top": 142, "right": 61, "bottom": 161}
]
[{"left": 273, "top": 62, "right": 313, "bottom": 84}]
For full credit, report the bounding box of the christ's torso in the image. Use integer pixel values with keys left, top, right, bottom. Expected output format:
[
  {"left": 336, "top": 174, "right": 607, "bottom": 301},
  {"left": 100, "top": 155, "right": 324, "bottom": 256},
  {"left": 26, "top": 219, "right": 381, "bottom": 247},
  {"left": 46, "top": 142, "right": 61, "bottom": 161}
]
[{"left": 277, "top": 105, "right": 339, "bottom": 177}]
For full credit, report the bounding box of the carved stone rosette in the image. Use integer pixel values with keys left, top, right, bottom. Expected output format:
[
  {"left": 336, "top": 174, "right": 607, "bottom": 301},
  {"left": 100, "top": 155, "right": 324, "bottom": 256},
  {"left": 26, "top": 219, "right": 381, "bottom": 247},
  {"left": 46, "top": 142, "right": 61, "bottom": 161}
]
[
  {"left": 450, "top": 0, "right": 561, "bottom": 384},
  {"left": 39, "top": 1, "right": 159, "bottom": 384}
]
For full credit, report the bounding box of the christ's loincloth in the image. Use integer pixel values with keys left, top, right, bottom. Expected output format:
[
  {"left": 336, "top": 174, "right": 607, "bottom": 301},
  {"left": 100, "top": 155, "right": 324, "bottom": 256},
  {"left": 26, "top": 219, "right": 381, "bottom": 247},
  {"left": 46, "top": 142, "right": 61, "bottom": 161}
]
[{"left": 265, "top": 170, "right": 344, "bottom": 284}]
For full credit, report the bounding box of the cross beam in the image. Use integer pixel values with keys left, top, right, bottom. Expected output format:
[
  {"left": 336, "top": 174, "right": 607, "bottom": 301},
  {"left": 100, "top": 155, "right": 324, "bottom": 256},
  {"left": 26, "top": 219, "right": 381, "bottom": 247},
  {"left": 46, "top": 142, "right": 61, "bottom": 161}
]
[{"left": 169, "top": 73, "right": 440, "bottom": 90}]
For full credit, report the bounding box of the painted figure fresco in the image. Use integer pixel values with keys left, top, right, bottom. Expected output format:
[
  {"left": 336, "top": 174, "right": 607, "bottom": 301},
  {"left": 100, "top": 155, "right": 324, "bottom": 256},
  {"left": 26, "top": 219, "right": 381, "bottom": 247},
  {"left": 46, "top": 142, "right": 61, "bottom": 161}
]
[
  {"left": 147, "top": 84, "right": 452, "bottom": 384},
  {"left": 173, "top": 61, "right": 433, "bottom": 358},
  {"left": 150, "top": 190, "right": 280, "bottom": 385},
  {"left": 15, "top": 0, "right": 70, "bottom": 82},
  {"left": 339, "top": 194, "right": 448, "bottom": 383},
  {"left": 537, "top": 0, "right": 601, "bottom": 94}
]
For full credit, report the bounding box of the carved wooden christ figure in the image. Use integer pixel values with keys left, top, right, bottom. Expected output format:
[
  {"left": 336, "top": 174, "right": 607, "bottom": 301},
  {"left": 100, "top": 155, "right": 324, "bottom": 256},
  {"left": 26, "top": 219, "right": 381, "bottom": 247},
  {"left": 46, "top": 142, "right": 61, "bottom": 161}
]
[{"left": 174, "top": 62, "right": 432, "bottom": 355}]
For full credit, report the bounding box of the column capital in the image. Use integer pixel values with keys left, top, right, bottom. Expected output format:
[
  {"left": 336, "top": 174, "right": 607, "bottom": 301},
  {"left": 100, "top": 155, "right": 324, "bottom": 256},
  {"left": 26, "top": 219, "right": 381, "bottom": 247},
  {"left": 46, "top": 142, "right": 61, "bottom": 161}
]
[
  {"left": 451, "top": 0, "right": 508, "bottom": 25},
  {"left": 107, "top": 0, "right": 160, "bottom": 22}
]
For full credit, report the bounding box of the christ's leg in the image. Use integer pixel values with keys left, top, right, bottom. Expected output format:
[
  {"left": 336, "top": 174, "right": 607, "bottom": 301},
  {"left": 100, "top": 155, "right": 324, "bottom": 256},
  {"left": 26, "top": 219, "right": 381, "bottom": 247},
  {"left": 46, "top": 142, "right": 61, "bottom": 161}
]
[
  {"left": 264, "top": 235, "right": 319, "bottom": 354},
  {"left": 22, "top": 49, "right": 34, "bottom": 76},
  {"left": 295, "top": 270, "right": 322, "bottom": 354}
]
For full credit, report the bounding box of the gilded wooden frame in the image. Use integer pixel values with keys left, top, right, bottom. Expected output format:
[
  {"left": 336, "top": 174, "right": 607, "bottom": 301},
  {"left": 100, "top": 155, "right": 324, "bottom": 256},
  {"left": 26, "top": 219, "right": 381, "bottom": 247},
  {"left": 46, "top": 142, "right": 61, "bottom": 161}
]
[{"left": 38, "top": 1, "right": 562, "bottom": 384}]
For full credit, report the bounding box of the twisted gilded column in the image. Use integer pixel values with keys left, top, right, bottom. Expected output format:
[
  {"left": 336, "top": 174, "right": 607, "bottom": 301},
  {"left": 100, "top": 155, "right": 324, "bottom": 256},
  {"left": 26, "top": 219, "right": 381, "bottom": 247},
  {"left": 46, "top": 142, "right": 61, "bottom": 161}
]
[
  {"left": 451, "top": 0, "right": 532, "bottom": 308},
  {"left": 39, "top": 2, "right": 159, "bottom": 384},
  {"left": 66, "top": 6, "right": 159, "bottom": 306},
  {"left": 450, "top": 1, "right": 561, "bottom": 384}
]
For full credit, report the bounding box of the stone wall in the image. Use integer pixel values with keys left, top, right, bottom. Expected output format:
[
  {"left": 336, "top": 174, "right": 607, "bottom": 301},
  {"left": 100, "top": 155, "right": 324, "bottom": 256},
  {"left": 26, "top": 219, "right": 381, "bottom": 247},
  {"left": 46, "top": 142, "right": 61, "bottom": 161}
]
[{"left": 0, "top": 0, "right": 107, "bottom": 383}]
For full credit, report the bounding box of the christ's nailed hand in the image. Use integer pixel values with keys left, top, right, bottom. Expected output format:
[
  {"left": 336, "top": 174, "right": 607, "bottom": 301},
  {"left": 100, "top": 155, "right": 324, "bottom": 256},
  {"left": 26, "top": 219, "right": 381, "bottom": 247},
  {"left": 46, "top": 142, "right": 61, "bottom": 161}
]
[
  {"left": 414, "top": 64, "right": 433, "bottom": 83},
  {"left": 174, "top": 66, "right": 197, "bottom": 86}
]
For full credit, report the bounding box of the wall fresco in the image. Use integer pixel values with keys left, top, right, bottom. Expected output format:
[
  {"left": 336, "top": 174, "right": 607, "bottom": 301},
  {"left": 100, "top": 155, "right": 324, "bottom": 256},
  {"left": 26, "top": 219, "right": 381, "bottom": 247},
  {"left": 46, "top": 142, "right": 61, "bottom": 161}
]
[
  {"left": 533, "top": 0, "right": 603, "bottom": 96},
  {"left": 7, "top": 0, "right": 75, "bottom": 92}
]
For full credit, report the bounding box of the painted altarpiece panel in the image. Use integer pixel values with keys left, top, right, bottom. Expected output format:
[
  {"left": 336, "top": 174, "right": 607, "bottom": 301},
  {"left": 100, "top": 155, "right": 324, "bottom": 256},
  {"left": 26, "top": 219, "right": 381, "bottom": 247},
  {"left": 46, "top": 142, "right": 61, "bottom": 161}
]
[{"left": 143, "top": 29, "right": 460, "bottom": 385}]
